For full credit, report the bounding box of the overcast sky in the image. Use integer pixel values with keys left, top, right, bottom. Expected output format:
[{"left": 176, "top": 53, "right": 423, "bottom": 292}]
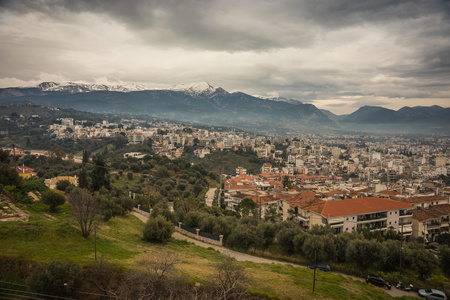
[{"left": 1, "top": 0, "right": 449, "bottom": 114}]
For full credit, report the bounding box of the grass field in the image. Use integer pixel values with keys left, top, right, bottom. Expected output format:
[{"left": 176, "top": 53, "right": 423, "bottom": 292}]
[{"left": 0, "top": 201, "right": 417, "bottom": 299}]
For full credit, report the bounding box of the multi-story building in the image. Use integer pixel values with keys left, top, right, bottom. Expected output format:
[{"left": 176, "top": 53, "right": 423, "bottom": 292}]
[
  {"left": 287, "top": 197, "right": 414, "bottom": 235},
  {"left": 412, "top": 204, "right": 450, "bottom": 241},
  {"left": 127, "top": 132, "right": 144, "bottom": 144}
]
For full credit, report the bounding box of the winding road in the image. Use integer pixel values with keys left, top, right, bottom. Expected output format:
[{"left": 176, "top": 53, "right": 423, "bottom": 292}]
[{"left": 132, "top": 211, "right": 416, "bottom": 298}]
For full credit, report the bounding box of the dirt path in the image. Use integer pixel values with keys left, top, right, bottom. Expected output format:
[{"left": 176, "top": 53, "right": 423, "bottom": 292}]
[{"left": 132, "top": 211, "right": 416, "bottom": 298}]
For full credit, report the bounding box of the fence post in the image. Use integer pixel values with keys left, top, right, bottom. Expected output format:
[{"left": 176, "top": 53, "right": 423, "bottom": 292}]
[
  {"left": 196, "top": 229, "right": 200, "bottom": 236},
  {"left": 219, "top": 235, "right": 224, "bottom": 246},
  {"left": 138, "top": 204, "right": 141, "bottom": 210},
  {"left": 178, "top": 222, "right": 182, "bottom": 229}
]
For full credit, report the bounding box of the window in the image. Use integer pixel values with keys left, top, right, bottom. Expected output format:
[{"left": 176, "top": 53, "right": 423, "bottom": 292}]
[
  {"left": 395, "top": 211, "right": 397, "bottom": 214},
  {"left": 390, "top": 212, "right": 392, "bottom": 215}
]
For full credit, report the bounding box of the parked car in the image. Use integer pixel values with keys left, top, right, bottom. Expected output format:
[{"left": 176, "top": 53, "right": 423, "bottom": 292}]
[
  {"left": 366, "top": 274, "right": 391, "bottom": 290},
  {"left": 308, "top": 263, "right": 331, "bottom": 272},
  {"left": 418, "top": 289, "right": 447, "bottom": 300}
]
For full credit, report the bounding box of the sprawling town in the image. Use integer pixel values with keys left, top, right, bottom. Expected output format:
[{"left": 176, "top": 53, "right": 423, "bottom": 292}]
[
  {"left": 2, "top": 108, "right": 450, "bottom": 299},
  {"left": 8, "top": 115, "right": 446, "bottom": 243}
]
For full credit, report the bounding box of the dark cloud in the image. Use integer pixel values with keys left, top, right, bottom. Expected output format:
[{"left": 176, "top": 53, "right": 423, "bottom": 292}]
[
  {"left": 2, "top": 0, "right": 446, "bottom": 52},
  {"left": 0, "top": 0, "right": 449, "bottom": 114}
]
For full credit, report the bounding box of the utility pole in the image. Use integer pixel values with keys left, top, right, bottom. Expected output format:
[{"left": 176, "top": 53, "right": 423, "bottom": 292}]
[
  {"left": 12, "top": 143, "right": 17, "bottom": 169},
  {"left": 94, "top": 223, "right": 97, "bottom": 261},
  {"left": 313, "top": 251, "right": 317, "bottom": 293},
  {"left": 258, "top": 193, "right": 262, "bottom": 220},
  {"left": 399, "top": 224, "right": 403, "bottom": 275}
]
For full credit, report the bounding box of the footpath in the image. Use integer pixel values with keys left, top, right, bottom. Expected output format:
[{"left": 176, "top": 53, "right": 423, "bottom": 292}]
[{"left": 132, "top": 211, "right": 416, "bottom": 298}]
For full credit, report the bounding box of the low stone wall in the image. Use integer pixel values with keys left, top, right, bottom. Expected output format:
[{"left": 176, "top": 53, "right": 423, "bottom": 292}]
[
  {"left": 133, "top": 206, "right": 150, "bottom": 218},
  {"left": 175, "top": 223, "right": 223, "bottom": 246},
  {"left": 133, "top": 207, "right": 223, "bottom": 246}
]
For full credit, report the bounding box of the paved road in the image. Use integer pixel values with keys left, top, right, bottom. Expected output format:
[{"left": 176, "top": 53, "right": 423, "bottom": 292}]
[
  {"left": 132, "top": 211, "right": 416, "bottom": 298},
  {"left": 205, "top": 188, "right": 216, "bottom": 207}
]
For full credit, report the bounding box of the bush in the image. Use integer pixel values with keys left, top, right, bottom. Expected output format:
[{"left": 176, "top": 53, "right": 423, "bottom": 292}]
[
  {"left": 56, "top": 179, "right": 72, "bottom": 192},
  {"left": 26, "top": 260, "right": 82, "bottom": 298},
  {"left": 276, "top": 227, "right": 303, "bottom": 254},
  {"left": 41, "top": 190, "right": 66, "bottom": 212},
  {"left": 346, "top": 239, "right": 387, "bottom": 269},
  {"left": 225, "top": 224, "right": 257, "bottom": 251},
  {"left": 143, "top": 215, "right": 174, "bottom": 243}
]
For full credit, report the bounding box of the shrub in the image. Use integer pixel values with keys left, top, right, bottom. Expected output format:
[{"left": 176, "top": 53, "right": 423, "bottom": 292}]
[
  {"left": 127, "top": 172, "right": 133, "bottom": 180},
  {"left": 27, "top": 260, "right": 82, "bottom": 299},
  {"left": 56, "top": 179, "right": 72, "bottom": 192},
  {"left": 143, "top": 215, "right": 174, "bottom": 243}
]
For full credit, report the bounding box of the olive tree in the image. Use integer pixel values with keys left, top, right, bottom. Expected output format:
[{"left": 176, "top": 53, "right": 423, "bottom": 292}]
[
  {"left": 346, "top": 239, "right": 387, "bottom": 269},
  {"left": 41, "top": 190, "right": 66, "bottom": 212},
  {"left": 143, "top": 215, "right": 174, "bottom": 243},
  {"left": 302, "top": 234, "right": 337, "bottom": 262}
]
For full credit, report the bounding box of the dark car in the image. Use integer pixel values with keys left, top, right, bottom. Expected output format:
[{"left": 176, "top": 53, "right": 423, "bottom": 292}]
[
  {"left": 366, "top": 274, "right": 391, "bottom": 290},
  {"left": 308, "top": 263, "right": 331, "bottom": 272},
  {"left": 418, "top": 289, "right": 448, "bottom": 300}
]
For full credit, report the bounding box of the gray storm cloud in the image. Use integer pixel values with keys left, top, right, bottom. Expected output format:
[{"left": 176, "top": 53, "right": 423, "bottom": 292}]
[{"left": 0, "top": 0, "right": 449, "bottom": 114}]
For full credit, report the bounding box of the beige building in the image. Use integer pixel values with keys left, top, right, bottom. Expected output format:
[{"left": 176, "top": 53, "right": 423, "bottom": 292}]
[{"left": 412, "top": 204, "right": 450, "bottom": 241}]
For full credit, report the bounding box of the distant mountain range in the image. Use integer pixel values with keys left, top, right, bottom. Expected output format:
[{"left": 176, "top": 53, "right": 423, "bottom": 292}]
[{"left": 0, "top": 82, "right": 448, "bottom": 134}]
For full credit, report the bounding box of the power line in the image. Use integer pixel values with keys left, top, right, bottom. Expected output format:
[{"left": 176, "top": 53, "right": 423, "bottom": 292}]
[{"left": 0, "top": 287, "right": 73, "bottom": 300}]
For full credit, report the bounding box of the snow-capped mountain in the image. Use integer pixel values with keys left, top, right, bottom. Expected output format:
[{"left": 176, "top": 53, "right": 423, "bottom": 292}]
[
  {"left": 38, "top": 82, "right": 149, "bottom": 93},
  {"left": 255, "top": 95, "right": 302, "bottom": 104},
  {"left": 36, "top": 81, "right": 229, "bottom": 97},
  {"left": 170, "top": 82, "right": 227, "bottom": 97}
]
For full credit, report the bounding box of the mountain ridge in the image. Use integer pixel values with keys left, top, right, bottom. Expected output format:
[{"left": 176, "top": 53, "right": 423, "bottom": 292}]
[{"left": 0, "top": 82, "right": 448, "bottom": 134}]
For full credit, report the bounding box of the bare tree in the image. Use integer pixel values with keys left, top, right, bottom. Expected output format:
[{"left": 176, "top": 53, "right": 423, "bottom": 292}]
[
  {"left": 112, "top": 253, "right": 192, "bottom": 300},
  {"left": 68, "top": 188, "right": 99, "bottom": 238},
  {"left": 214, "top": 256, "right": 251, "bottom": 300}
]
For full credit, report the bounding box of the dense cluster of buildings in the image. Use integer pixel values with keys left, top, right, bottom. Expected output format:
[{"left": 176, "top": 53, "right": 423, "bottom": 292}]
[
  {"left": 222, "top": 170, "right": 450, "bottom": 242},
  {"left": 43, "top": 117, "right": 450, "bottom": 241}
]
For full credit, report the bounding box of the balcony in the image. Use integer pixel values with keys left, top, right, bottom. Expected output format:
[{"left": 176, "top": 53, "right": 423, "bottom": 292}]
[
  {"left": 357, "top": 213, "right": 388, "bottom": 223},
  {"left": 357, "top": 221, "right": 387, "bottom": 231},
  {"left": 399, "top": 210, "right": 413, "bottom": 216},
  {"left": 399, "top": 221, "right": 412, "bottom": 226},
  {"left": 427, "top": 222, "right": 442, "bottom": 229},
  {"left": 330, "top": 221, "right": 343, "bottom": 228}
]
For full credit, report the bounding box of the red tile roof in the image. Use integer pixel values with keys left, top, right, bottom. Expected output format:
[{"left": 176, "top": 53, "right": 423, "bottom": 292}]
[
  {"left": 412, "top": 204, "right": 450, "bottom": 222},
  {"left": 13, "top": 166, "right": 37, "bottom": 175},
  {"left": 399, "top": 195, "right": 448, "bottom": 204},
  {"left": 378, "top": 190, "right": 400, "bottom": 196},
  {"left": 320, "top": 197, "right": 414, "bottom": 218}
]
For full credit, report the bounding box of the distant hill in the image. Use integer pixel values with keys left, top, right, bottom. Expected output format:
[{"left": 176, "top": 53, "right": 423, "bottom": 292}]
[
  {"left": 341, "top": 105, "right": 450, "bottom": 133},
  {"left": 0, "top": 82, "right": 336, "bottom": 134},
  {"left": 320, "top": 109, "right": 348, "bottom": 121},
  {"left": 0, "top": 82, "right": 448, "bottom": 134}
]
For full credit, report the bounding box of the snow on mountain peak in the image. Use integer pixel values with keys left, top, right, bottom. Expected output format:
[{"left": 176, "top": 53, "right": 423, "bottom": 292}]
[
  {"left": 38, "top": 81, "right": 148, "bottom": 93},
  {"left": 35, "top": 81, "right": 227, "bottom": 96},
  {"left": 170, "top": 82, "right": 220, "bottom": 96}
]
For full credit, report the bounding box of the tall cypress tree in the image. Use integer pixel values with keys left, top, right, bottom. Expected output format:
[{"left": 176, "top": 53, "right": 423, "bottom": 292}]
[
  {"left": 78, "top": 166, "right": 89, "bottom": 189},
  {"left": 90, "top": 154, "right": 110, "bottom": 191},
  {"left": 82, "top": 150, "right": 89, "bottom": 164}
]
